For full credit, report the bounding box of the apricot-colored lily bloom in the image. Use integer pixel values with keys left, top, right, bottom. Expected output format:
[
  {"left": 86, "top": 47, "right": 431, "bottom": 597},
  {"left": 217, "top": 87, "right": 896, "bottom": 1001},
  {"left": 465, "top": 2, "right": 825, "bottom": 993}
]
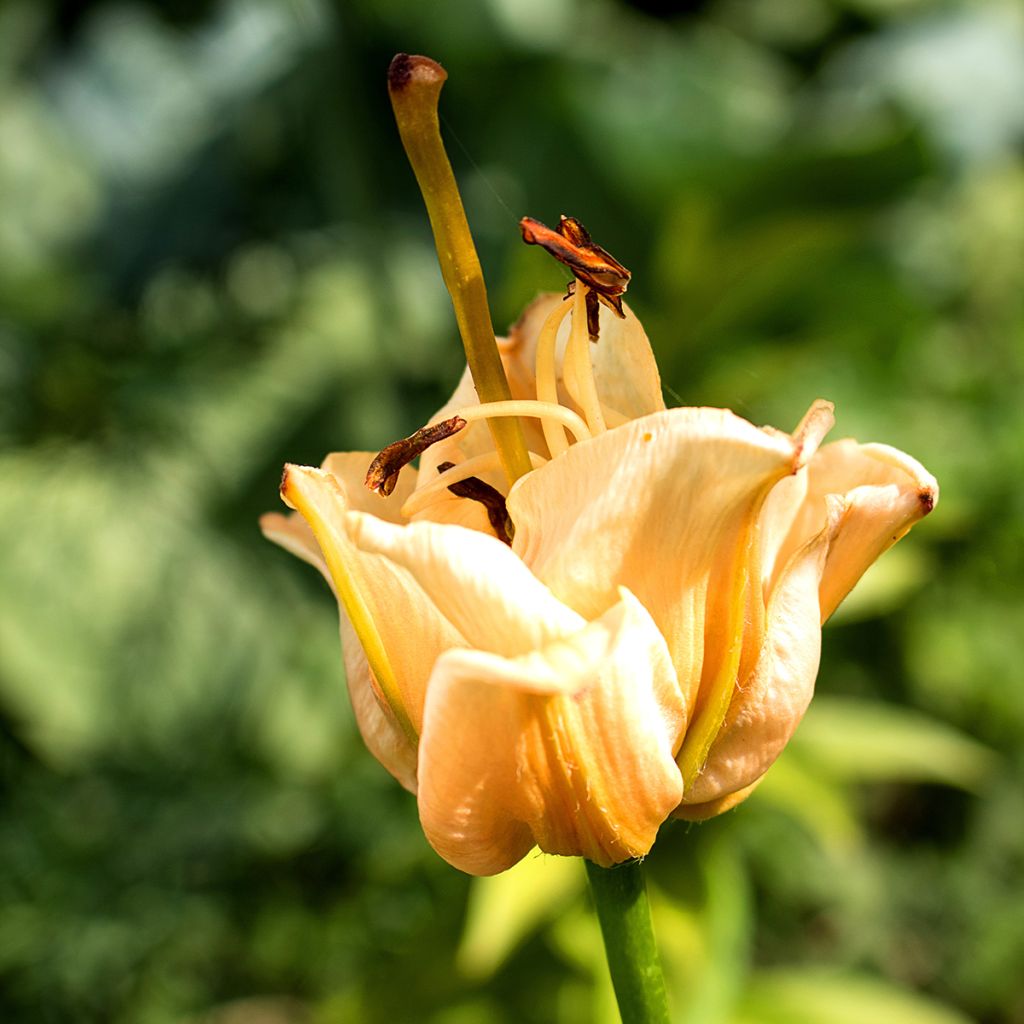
[{"left": 261, "top": 293, "right": 937, "bottom": 876}]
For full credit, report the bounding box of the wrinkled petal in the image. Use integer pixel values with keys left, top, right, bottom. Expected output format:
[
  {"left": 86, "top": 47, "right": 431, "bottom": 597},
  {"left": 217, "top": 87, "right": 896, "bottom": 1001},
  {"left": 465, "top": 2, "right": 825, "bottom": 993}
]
[
  {"left": 508, "top": 406, "right": 829, "bottom": 718},
  {"left": 347, "top": 514, "right": 584, "bottom": 656},
  {"left": 678, "top": 498, "right": 838, "bottom": 807},
  {"left": 758, "top": 402, "right": 835, "bottom": 590},
  {"left": 279, "top": 465, "right": 464, "bottom": 735},
  {"left": 763, "top": 439, "right": 938, "bottom": 621},
  {"left": 417, "top": 589, "right": 685, "bottom": 875}
]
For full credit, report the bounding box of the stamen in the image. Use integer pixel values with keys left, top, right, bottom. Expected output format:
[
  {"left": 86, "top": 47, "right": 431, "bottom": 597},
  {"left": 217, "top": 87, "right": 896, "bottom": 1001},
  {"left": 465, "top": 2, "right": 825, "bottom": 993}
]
[
  {"left": 388, "top": 55, "right": 532, "bottom": 486},
  {"left": 565, "top": 285, "right": 607, "bottom": 436},
  {"left": 365, "top": 415, "right": 466, "bottom": 496},
  {"left": 452, "top": 400, "right": 592, "bottom": 445},
  {"left": 534, "top": 299, "right": 574, "bottom": 458},
  {"left": 436, "top": 461, "right": 514, "bottom": 544},
  {"left": 520, "top": 215, "right": 630, "bottom": 329},
  {"left": 400, "top": 450, "right": 547, "bottom": 520}
]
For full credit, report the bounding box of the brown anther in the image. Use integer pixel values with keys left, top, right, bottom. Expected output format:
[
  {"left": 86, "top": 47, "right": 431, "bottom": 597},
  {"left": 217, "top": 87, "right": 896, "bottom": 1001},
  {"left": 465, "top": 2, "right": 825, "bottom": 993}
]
[
  {"left": 436, "top": 461, "right": 514, "bottom": 545},
  {"left": 520, "top": 214, "right": 630, "bottom": 340},
  {"left": 365, "top": 416, "right": 467, "bottom": 496}
]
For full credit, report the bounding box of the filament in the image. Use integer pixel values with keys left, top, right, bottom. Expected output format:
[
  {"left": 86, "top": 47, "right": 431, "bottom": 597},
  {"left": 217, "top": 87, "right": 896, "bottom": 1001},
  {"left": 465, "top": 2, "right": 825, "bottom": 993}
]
[
  {"left": 401, "top": 450, "right": 547, "bottom": 520},
  {"left": 534, "top": 299, "right": 574, "bottom": 458},
  {"left": 566, "top": 285, "right": 607, "bottom": 436},
  {"left": 452, "top": 400, "right": 592, "bottom": 445}
]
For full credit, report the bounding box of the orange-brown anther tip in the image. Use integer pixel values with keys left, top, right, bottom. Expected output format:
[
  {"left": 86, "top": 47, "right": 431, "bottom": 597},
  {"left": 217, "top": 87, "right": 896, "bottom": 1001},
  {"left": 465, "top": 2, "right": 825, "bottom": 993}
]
[{"left": 387, "top": 53, "right": 447, "bottom": 93}]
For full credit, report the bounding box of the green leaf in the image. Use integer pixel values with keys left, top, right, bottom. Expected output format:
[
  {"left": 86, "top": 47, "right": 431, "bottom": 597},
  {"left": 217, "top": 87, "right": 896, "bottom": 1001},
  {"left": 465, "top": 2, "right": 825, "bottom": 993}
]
[
  {"left": 456, "top": 853, "right": 583, "bottom": 980},
  {"left": 752, "top": 752, "right": 865, "bottom": 856},
  {"left": 792, "top": 697, "right": 997, "bottom": 791},
  {"left": 734, "top": 969, "right": 975, "bottom": 1024},
  {"left": 655, "top": 833, "right": 752, "bottom": 1024}
]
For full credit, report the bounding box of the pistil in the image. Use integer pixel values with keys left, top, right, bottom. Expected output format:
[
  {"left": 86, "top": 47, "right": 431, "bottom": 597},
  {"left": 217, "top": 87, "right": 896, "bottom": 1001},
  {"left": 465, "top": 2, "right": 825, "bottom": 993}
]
[{"left": 388, "top": 54, "right": 532, "bottom": 486}]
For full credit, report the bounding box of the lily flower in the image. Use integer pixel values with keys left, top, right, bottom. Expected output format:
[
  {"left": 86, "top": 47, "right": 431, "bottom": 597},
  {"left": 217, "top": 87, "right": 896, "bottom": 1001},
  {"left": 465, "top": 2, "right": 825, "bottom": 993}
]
[
  {"left": 262, "top": 55, "right": 937, "bottom": 876},
  {"left": 262, "top": 283, "right": 937, "bottom": 875}
]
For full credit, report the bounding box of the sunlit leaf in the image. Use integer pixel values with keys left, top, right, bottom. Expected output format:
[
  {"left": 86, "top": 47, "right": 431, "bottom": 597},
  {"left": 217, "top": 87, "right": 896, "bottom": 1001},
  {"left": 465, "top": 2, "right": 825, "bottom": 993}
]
[
  {"left": 791, "top": 697, "right": 997, "bottom": 791},
  {"left": 456, "top": 852, "right": 583, "bottom": 979},
  {"left": 752, "top": 751, "right": 865, "bottom": 855},
  {"left": 734, "top": 969, "right": 976, "bottom": 1024}
]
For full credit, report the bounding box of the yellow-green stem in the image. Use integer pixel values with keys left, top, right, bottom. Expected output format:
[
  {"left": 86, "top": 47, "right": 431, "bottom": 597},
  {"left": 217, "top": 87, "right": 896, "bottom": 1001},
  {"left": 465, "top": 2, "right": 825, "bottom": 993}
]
[
  {"left": 387, "top": 54, "right": 533, "bottom": 486},
  {"left": 586, "top": 859, "right": 671, "bottom": 1024}
]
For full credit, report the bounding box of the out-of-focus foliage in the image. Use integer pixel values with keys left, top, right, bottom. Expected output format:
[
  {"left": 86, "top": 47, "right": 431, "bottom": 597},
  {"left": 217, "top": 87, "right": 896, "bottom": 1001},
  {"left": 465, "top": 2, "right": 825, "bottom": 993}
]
[{"left": 1, "top": 0, "right": 1022, "bottom": 1021}]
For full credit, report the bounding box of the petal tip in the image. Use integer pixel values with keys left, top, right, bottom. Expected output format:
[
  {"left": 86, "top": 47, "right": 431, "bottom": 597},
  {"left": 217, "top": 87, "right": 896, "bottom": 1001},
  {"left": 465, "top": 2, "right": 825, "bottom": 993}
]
[
  {"left": 259, "top": 510, "right": 283, "bottom": 534},
  {"left": 791, "top": 399, "right": 836, "bottom": 472},
  {"left": 279, "top": 464, "right": 298, "bottom": 507},
  {"left": 918, "top": 485, "right": 937, "bottom": 516}
]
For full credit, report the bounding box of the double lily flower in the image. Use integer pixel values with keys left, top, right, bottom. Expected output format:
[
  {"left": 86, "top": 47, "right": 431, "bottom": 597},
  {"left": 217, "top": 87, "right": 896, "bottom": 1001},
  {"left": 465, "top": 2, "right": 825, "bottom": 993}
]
[
  {"left": 262, "top": 55, "right": 937, "bottom": 877},
  {"left": 262, "top": 283, "right": 936, "bottom": 876}
]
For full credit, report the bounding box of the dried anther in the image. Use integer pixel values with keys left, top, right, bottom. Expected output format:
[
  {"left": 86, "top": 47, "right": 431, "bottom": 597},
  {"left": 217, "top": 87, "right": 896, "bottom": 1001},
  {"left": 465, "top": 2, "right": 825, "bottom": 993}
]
[
  {"left": 437, "top": 461, "right": 514, "bottom": 545},
  {"left": 520, "top": 215, "right": 630, "bottom": 339},
  {"left": 366, "top": 416, "right": 467, "bottom": 496}
]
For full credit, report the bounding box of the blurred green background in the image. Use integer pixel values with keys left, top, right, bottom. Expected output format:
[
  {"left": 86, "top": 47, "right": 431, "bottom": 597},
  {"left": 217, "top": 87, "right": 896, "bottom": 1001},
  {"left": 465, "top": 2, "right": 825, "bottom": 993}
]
[{"left": 2, "top": 0, "right": 1022, "bottom": 1021}]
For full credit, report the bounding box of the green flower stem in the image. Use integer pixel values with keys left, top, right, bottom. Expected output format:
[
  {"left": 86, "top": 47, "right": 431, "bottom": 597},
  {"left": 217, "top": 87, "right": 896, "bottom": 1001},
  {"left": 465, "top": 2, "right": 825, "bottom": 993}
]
[
  {"left": 585, "top": 858, "right": 671, "bottom": 1024},
  {"left": 387, "top": 53, "right": 533, "bottom": 487}
]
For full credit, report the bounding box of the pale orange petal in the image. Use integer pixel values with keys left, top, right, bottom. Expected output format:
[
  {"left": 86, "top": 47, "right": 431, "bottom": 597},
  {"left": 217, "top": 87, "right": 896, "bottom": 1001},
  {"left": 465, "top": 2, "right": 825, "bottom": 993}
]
[
  {"left": 339, "top": 613, "right": 418, "bottom": 793},
  {"left": 320, "top": 450, "right": 418, "bottom": 520},
  {"left": 679, "top": 499, "right": 837, "bottom": 806},
  {"left": 672, "top": 779, "right": 763, "bottom": 821},
  {"left": 417, "top": 590, "right": 685, "bottom": 875},
  {"left": 260, "top": 502, "right": 419, "bottom": 791},
  {"left": 508, "top": 407, "right": 819, "bottom": 717},
  {"left": 572, "top": 300, "right": 665, "bottom": 423},
  {"left": 500, "top": 292, "right": 665, "bottom": 427},
  {"left": 758, "top": 401, "right": 835, "bottom": 593},
  {"left": 347, "top": 513, "right": 584, "bottom": 656},
  {"left": 764, "top": 439, "right": 938, "bottom": 621},
  {"left": 260, "top": 510, "right": 329, "bottom": 583},
  {"left": 280, "top": 465, "right": 464, "bottom": 736}
]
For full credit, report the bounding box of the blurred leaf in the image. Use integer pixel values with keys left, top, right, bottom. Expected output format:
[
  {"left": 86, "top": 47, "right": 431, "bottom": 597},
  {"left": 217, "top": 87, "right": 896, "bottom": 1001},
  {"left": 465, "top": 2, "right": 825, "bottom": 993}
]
[
  {"left": 752, "top": 751, "right": 865, "bottom": 856},
  {"left": 792, "top": 697, "right": 997, "bottom": 791},
  {"left": 549, "top": 901, "right": 620, "bottom": 1024},
  {"left": 456, "top": 853, "right": 583, "bottom": 980},
  {"left": 828, "top": 544, "right": 932, "bottom": 624},
  {"left": 657, "top": 833, "right": 752, "bottom": 1024},
  {"left": 734, "top": 968, "right": 975, "bottom": 1024}
]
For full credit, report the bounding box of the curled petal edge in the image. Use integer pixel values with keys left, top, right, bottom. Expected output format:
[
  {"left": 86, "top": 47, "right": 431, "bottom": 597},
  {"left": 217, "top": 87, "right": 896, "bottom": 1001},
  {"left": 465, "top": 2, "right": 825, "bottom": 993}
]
[{"left": 417, "top": 589, "right": 685, "bottom": 875}]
